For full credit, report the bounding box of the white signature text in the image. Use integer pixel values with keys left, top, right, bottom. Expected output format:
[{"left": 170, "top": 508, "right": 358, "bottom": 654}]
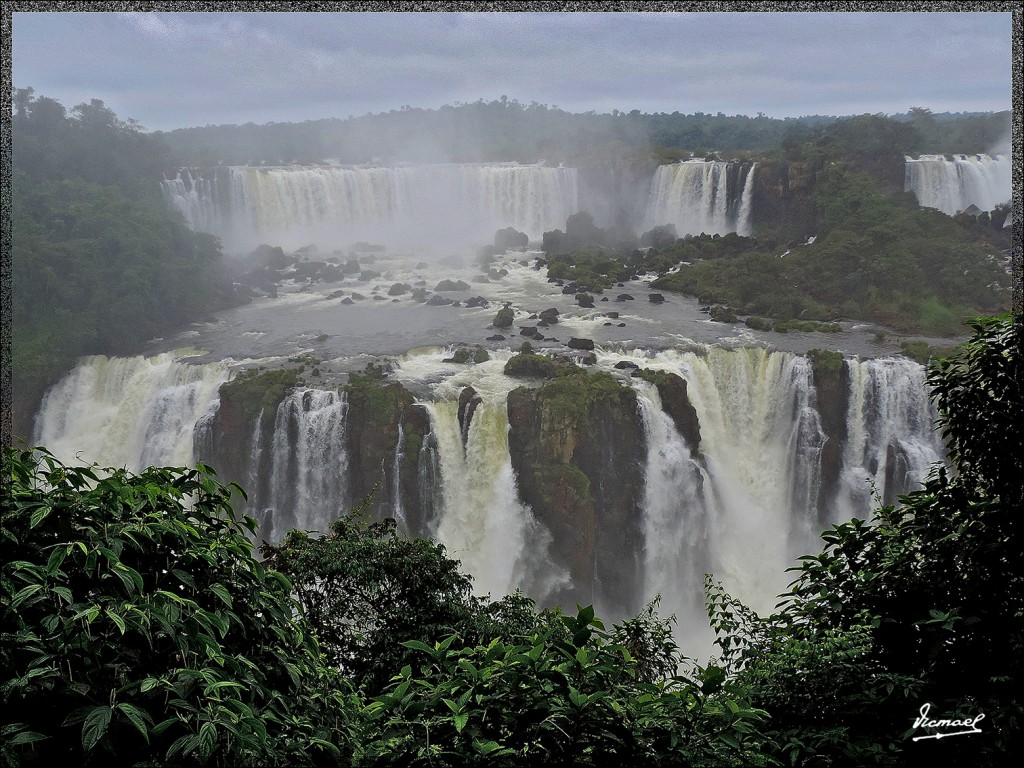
[{"left": 911, "top": 703, "right": 985, "bottom": 741}]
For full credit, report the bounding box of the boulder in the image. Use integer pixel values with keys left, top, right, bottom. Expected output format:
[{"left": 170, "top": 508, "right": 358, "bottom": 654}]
[
  {"left": 507, "top": 370, "right": 645, "bottom": 615},
  {"left": 426, "top": 295, "right": 453, "bottom": 306},
  {"left": 616, "top": 294, "right": 634, "bottom": 301},
  {"left": 539, "top": 307, "right": 560, "bottom": 324},
  {"left": 567, "top": 337, "right": 595, "bottom": 351},
  {"left": 493, "top": 307, "right": 515, "bottom": 328},
  {"left": 435, "top": 279, "right": 472, "bottom": 292},
  {"left": 576, "top": 293, "right": 595, "bottom": 308},
  {"left": 388, "top": 283, "right": 410, "bottom": 296},
  {"left": 648, "top": 293, "right": 665, "bottom": 304},
  {"left": 494, "top": 226, "right": 529, "bottom": 251}
]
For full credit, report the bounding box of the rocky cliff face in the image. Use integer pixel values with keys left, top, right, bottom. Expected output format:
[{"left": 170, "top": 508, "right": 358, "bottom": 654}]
[
  {"left": 636, "top": 369, "right": 701, "bottom": 452},
  {"left": 808, "top": 351, "right": 850, "bottom": 522},
  {"left": 750, "top": 160, "right": 818, "bottom": 241},
  {"left": 507, "top": 371, "right": 647, "bottom": 617},
  {"left": 344, "top": 379, "right": 427, "bottom": 524}
]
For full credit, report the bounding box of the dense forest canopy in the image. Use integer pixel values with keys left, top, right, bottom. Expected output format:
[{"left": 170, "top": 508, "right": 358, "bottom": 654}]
[{"left": 155, "top": 97, "right": 1011, "bottom": 166}]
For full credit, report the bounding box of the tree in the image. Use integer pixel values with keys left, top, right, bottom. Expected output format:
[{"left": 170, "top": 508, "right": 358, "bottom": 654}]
[
  {"left": 707, "top": 314, "right": 1023, "bottom": 767},
  {"left": 1, "top": 449, "right": 354, "bottom": 766},
  {"left": 261, "top": 511, "right": 539, "bottom": 696}
]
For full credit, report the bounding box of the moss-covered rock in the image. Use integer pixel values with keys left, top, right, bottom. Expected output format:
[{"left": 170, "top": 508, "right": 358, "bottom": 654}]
[
  {"left": 344, "top": 378, "right": 417, "bottom": 519},
  {"left": 504, "top": 352, "right": 577, "bottom": 379},
  {"left": 507, "top": 370, "right": 645, "bottom": 616},
  {"left": 493, "top": 307, "right": 514, "bottom": 328},
  {"left": 197, "top": 368, "right": 303, "bottom": 506}
]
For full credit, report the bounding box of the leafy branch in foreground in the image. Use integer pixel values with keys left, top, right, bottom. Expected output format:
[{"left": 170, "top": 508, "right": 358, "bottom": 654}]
[{"left": 1, "top": 449, "right": 355, "bottom": 767}]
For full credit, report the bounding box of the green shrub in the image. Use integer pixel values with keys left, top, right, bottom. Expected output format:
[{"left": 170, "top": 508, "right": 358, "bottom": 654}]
[{"left": 1, "top": 448, "right": 354, "bottom": 767}]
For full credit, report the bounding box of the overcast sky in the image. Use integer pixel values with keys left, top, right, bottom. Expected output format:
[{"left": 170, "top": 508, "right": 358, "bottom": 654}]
[{"left": 11, "top": 10, "right": 1014, "bottom": 133}]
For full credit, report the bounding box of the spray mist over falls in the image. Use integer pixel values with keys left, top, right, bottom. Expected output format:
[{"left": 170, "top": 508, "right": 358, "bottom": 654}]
[
  {"left": 161, "top": 164, "right": 579, "bottom": 252},
  {"left": 904, "top": 154, "right": 1011, "bottom": 215}
]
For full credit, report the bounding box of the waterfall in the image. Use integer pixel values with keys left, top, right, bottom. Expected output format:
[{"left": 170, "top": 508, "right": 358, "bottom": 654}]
[
  {"left": 837, "top": 357, "right": 944, "bottom": 517},
  {"left": 30, "top": 345, "right": 942, "bottom": 651},
  {"left": 736, "top": 163, "right": 756, "bottom": 236},
  {"left": 33, "top": 352, "right": 229, "bottom": 471},
  {"left": 256, "top": 389, "right": 350, "bottom": 539},
  {"left": 161, "top": 163, "right": 579, "bottom": 252},
  {"left": 643, "top": 160, "right": 756, "bottom": 237},
  {"left": 635, "top": 383, "right": 712, "bottom": 645},
  {"left": 904, "top": 154, "right": 1011, "bottom": 215},
  {"left": 659, "top": 349, "right": 825, "bottom": 613},
  {"left": 424, "top": 400, "right": 565, "bottom": 601}
]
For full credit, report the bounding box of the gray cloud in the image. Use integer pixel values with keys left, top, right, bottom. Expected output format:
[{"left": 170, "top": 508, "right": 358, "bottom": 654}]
[{"left": 12, "top": 10, "right": 1012, "bottom": 131}]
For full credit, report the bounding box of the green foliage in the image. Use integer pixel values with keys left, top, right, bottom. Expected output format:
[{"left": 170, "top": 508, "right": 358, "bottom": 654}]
[
  {"left": 503, "top": 352, "right": 578, "bottom": 379},
  {"left": 806, "top": 348, "right": 845, "bottom": 378},
  {"left": 928, "top": 315, "right": 1020, "bottom": 503},
  {"left": 359, "top": 605, "right": 771, "bottom": 767},
  {"left": 156, "top": 97, "right": 1009, "bottom": 167},
  {"left": 544, "top": 247, "right": 634, "bottom": 288},
  {"left": 647, "top": 166, "right": 1009, "bottom": 334},
  {"left": 217, "top": 368, "right": 302, "bottom": 424},
  {"left": 707, "top": 315, "right": 1023, "bottom": 766},
  {"left": 1, "top": 448, "right": 355, "bottom": 767},
  {"left": 898, "top": 339, "right": 951, "bottom": 365},
  {"left": 493, "top": 307, "right": 514, "bottom": 329},
  {"left": 261, "top": 512, "right": 538, "bottom": 697},
  {"left": 772, "top": 320, "right": 842, "bottom": 334},
  {"left": 12, "top": 90, "right": 236, "bottom": 419}
]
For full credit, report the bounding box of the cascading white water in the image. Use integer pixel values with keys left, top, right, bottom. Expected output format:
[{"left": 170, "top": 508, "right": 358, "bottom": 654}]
[
  {"left": 391, "top": 420, "right": 407, "bottom": 532},
  {"left": 615, "top": 346, "right": 942, "bottom": 633},
  {"left": 643, "top": 160, "right": 756, "bottom": 237},
  {"left": 33, "top": 352, "right": 229, "bottom": 471},
  {"left": 257, "top": 389, "right": 349, "bottom": 539},
  {"left": 635, "top": 383, "right": 713, "bottom": 647},
  {"left": 424, "top": 400, "right": 562, "bottom": 600},
  {"left": 736, "top": 163, "right": 756, "bottom": 236},
  {"left": 638, "top": 348, "right": 825, "bottom": 615},
  {"left": 161, "top": 163, "right": 579, "bottom": 252},
  {"left": 904, "top": 154, "right": 1011, "bottom": 215},
  {"left": 837, "top": 357, "right": 944, "bottom": 519},
  {"left": 31, "top": 343, "right": 943, "bottom": 656}
]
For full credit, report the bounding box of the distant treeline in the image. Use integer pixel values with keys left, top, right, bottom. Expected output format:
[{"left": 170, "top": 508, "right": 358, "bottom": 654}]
[{"left": 156, "top": 97, "right": 1010, "bottom": 166}]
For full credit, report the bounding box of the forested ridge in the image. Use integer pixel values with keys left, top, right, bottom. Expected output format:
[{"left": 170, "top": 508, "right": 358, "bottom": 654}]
[
  {"left": 3, "top": 315, "right": 1021, "bottom": 766},
  {"left": 158, "top": 98, "right": 1009, "bottom": 166}
]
